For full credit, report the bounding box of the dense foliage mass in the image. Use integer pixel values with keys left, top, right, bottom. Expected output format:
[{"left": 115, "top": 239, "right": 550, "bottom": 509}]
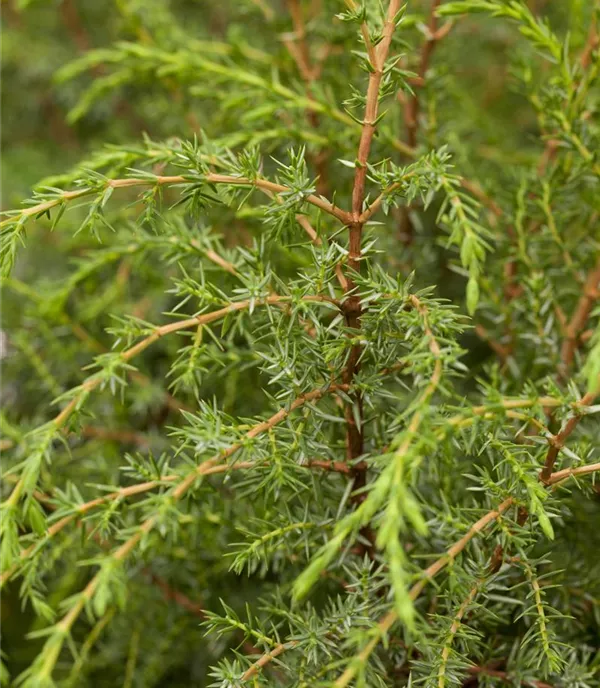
[{"left": 1, "top": 1, "right": 599, "bottom": 686}]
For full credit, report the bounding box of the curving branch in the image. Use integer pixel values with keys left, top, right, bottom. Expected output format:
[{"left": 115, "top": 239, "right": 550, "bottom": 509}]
[
  {"left": 334, "top": 498, "right": 514, "bottom": 687},
  {"left": 283, "top": 0, "right": 330, "bottom": 195},
  {"left": 27, "top": 381, "right": 348, "bottom": 682},
  {"left": 0, "top": 172, "right": 352, "bottom": 231},
  {"left": 4, "top": 295, "right": 339, "bottom": 510},
  {"left": 539, "top": 384, "right": 599, "bottom": 483}
]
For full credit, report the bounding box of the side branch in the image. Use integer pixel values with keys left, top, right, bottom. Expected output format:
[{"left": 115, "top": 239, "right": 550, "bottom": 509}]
[
  {"left": 334, "top": 498, "right": 514, "bottom": 687},
  {"left": 547, "top": 460, "right": 600, "bottom": 485},
  {"left": 1, "top": 173, "right": 351, "bottom": 229},
  {"left": 25, "top": 382, "right": 347, "bottom": 682},
  {"left": 240, "top": 641, "right": 298, "bottom": 681},
  {"left": 540, "top": 385, "right": 599, "bottom": 483},
  {"left": 5, "top": 295, "right": 337, "bottom": 508}
]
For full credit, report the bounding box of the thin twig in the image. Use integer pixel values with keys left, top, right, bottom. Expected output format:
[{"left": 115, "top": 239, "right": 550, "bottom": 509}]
[
  {"left": 547, "top": 460, "right": 600, "bottom": 486},
  {"left": 580, "top": 9, "right": 599, "bottom": 71},
  {"left": 438, "top": 580, "right": 483, "bottom": 688}
]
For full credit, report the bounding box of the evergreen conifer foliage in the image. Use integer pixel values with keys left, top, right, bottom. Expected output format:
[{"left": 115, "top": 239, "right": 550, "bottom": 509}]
[{"left": 1, "top": 1, "right": 599, "bottom": 686}]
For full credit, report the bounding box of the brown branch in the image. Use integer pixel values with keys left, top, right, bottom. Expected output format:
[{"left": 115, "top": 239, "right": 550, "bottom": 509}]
[
  {"left": 305, "top": 459, "right": 363, "bottom": 475},
  {"left": 60, "top": 0, "right": 91, "bottom": 53},
  {"left": 475, "top": 324, "right": 511, "bottom": 362},
  {"left": 404, "top": 1, "right": 451, "bottom": 150},
  {"left": 146, "top": 571, "right": 259, "bottom": 656},
  {"left": 5, "top": 295, "right": 338, "bottom": 510},
  {"left": 146, "top": 571, "right": 205, "bottom": 617},
  {"left": 341, "top": 0, "right": 402, "bottom": 558},
  {"left": 351, "top": 0, "right": 401, "bottom": 223},
  {"left": 459, "top": 178, "right": 503, "bottom": 220},
  {"left": 467, "top": 666, "right": 553, "bottom": 688},
  {"left": 560, "top": 255, "right": 600, "bottom": 370},
  {"left": 284, "top": 0, "right": 314, "bottom": 82},
  {"left": 1, "top": 173, "right": 352, "bottom": 229},
  {"left": 547, "top": 460, "right": 600, "bottom": 486},
  {"left": 81, "top": 426, "right": 150, "bottom": 446},
  {"left": 240, "top": 641, "right": 298, "bottom": 681},
  {"left": 30, "top": 382, "right": 347, "bottom": 680},
  {"left": 334, "top": 498, "right": 515, "bottom": 687},
  {"left": 539, "top": 385, "right": 599, "bottom": 483}
]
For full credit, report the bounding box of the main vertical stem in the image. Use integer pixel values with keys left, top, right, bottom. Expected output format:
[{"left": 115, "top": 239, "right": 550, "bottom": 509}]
[{"left": 343, "top": 1, "right": 401, "bottom": 536}]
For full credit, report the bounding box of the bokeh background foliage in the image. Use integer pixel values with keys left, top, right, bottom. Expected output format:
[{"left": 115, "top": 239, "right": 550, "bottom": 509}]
[{"left": 1, "top": 0, "right": 600, "bottom": 686}]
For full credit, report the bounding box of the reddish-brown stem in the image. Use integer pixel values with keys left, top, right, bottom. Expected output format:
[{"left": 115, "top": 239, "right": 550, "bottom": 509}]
[
  {"left": 147, "top": 571, "right": 205, "bottom": 617},
  {"left": 146, "top": 571, "right": 259, "bottom": 655},
  {"left": 475, "top": 324, "right": 511, "bottom": 362},
  {"left": 398, "top": 3, "right": 451, "bottom": 244},
  {"left": 351, "top": 1, "right": 401, "bottom": 221},
  {"left": 459, "top": 178, "right": 503, "bottom": 219},
  {"left": 343, "top": 0, "right": 401, "bottom": 555},
  {"left": 60, "top": 0, "right": 91, "bottom": 53},
  {"left": 81, "top": 426, "right": 150, "bottom": 446},
  {"left": 539, "top": 386, "right": 599, "bottom": 483},
  {"left": 306, "top": 459, "right": 366, "bottom": 475},
  {"left": 560, "top": 256, "right": 600, "bottom": 370},
  {"left": 404, "top": 1, "right": 446, "bottom": 150}
]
